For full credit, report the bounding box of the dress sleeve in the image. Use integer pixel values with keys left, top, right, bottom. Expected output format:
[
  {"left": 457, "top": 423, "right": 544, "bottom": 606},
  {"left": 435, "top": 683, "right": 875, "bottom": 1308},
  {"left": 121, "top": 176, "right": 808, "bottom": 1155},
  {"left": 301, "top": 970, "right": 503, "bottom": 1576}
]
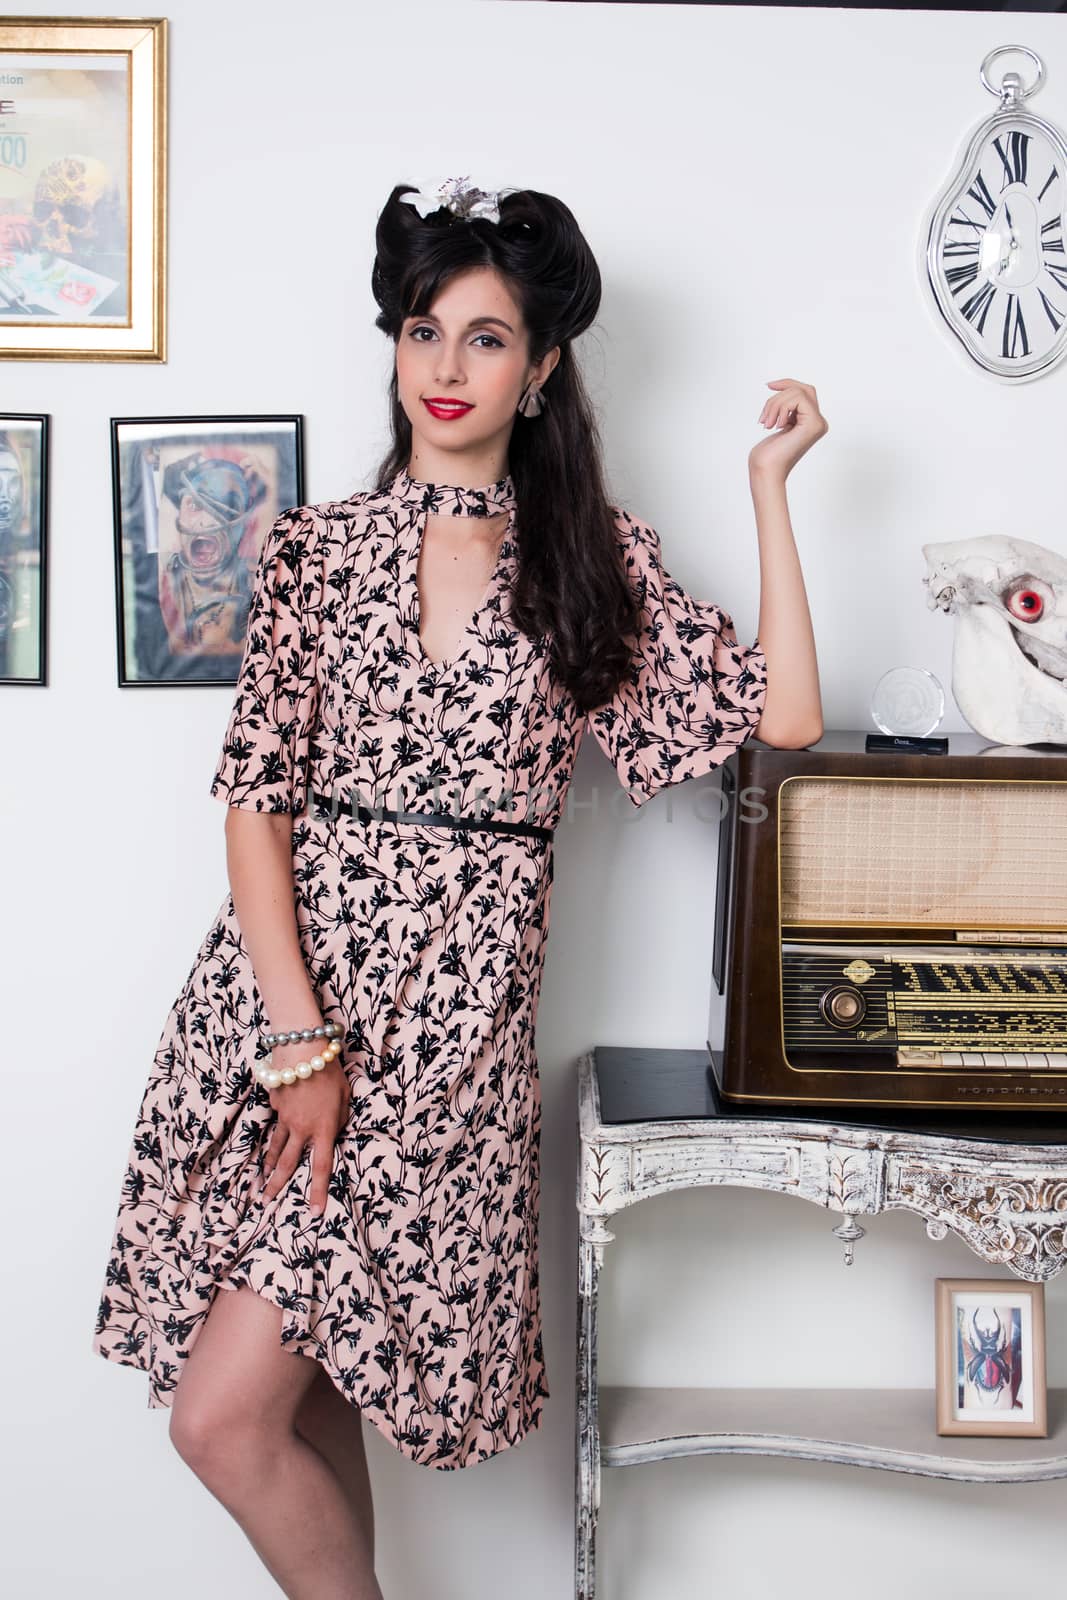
[
  {"left": 209, "top": 506, "right": 326, "bottom": 814},
  {"left": 585, "top": 510, "right": 768, "bottom": 807}
]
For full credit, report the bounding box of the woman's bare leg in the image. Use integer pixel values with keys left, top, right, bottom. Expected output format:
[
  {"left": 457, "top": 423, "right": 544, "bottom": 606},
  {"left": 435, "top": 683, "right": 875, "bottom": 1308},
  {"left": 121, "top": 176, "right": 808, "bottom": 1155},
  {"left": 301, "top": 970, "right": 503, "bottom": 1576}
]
[
  {"left": 169, "top": 1282, "right": 384, "bottom": 1600},
  {"left": 295, "top": 1367, "right": 376, "bottom": 1561}
]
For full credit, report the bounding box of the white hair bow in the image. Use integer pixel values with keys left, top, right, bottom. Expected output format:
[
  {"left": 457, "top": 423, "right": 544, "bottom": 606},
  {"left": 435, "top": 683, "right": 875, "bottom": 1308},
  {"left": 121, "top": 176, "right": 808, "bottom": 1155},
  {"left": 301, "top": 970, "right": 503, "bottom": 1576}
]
[{"left": 399, "top": 175, "right": 516, "bottom": 224}]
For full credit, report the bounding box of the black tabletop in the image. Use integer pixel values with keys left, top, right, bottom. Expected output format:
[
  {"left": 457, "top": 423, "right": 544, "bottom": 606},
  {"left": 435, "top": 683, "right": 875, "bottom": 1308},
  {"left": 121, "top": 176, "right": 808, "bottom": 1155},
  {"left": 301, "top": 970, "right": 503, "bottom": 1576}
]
[{"left": 592, "top": 1046, "right": 1067, "bottom": 1146}]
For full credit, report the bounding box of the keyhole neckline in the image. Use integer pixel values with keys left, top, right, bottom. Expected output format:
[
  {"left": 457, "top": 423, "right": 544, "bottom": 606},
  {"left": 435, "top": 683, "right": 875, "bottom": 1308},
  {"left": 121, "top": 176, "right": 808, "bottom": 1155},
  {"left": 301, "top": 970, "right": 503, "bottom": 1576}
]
[{"left": 405, "top": 503, "right": 518, "bottom": 676}]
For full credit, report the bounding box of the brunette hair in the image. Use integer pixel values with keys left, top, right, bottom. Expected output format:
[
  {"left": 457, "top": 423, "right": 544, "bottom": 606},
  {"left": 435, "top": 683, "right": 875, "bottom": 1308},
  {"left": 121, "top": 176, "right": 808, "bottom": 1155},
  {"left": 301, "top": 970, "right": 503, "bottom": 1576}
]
[{"left": 370, "top": 183, "right": 641, "bottom": 711}]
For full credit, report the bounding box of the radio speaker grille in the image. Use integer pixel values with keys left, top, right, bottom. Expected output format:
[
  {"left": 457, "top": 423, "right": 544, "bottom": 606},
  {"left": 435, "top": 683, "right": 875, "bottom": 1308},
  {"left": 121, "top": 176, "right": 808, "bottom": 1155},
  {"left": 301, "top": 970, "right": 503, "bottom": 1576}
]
[{"left": 779, "top": 778, "right": 1067, "bottom": 927}]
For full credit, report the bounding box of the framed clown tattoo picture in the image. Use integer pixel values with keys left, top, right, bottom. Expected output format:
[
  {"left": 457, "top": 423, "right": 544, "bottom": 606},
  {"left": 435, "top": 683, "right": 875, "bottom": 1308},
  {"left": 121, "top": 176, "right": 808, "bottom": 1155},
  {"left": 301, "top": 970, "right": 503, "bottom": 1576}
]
[
  {"left": 0, "top": 18, "right": 167, "bottom": 361},
  {"left": 0, "top": 412, "right": 48, "bottom": 684},
  {"left": 111, "top": 415, "right": 305, "bottom": 686},
  {"left": 935, "top": 1278, "right": 1048, "bottom": 1438}
]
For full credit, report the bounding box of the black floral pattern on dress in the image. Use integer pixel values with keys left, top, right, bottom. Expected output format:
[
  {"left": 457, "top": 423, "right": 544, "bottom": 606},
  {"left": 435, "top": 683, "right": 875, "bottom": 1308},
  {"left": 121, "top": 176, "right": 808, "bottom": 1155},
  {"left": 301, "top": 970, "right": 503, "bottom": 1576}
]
[
  {"left": 587, "top": 509, "right": 767, "bottom": 804},
  {"left": 92, "top": 466, "right": 767, "bottom": 1469}
]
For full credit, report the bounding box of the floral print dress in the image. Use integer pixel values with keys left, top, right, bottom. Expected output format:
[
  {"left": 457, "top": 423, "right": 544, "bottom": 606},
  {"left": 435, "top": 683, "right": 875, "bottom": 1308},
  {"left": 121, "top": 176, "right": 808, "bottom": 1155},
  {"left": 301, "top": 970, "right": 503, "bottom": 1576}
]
[{"left": 92, "top": 466, "right": 767, "bottom": 1470}]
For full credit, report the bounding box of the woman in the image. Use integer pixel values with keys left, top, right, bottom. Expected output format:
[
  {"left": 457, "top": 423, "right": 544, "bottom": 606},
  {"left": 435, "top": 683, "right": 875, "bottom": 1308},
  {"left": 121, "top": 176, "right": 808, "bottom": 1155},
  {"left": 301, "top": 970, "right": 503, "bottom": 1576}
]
[{"left": 92, "top": 177, "right": 824, "bottom": 1599}]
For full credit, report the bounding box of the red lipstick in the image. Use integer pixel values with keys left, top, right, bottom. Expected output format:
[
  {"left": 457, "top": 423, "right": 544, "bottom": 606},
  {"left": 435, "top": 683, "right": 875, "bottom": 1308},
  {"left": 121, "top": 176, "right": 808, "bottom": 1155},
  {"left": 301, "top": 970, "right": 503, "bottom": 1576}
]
[{"left": 423, "top": 398, "right": 474, "bottom": 421}]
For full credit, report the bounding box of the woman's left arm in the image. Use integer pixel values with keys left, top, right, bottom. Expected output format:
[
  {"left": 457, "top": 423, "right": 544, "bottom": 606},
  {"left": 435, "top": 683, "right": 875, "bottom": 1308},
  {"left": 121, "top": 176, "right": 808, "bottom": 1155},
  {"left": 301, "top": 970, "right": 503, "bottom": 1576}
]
[{"left": 747, "top": 378, "right": 828, "bottom": 750}]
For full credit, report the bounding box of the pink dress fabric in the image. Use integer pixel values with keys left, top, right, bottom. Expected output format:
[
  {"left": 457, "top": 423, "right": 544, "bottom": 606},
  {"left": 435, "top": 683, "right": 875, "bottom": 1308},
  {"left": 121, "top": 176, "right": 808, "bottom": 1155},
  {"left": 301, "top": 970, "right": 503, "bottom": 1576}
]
[{"left": 92, "top": 465, "right": 767, "bottom": 1470}]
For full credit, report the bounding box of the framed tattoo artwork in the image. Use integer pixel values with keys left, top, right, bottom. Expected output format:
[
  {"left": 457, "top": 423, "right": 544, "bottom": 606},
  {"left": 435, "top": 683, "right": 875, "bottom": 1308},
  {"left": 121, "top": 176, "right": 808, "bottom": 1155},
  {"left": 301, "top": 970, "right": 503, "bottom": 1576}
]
[
  {"left": 0, "top": 18, "right": 167, "bottom": 361},
  {"left": 0, "top": 412, "right": 48, "bottom": 684},
  {"left": 935, "top": 1277, "right": 1048, "bottom": 1438},
  {"left": 111, "top": 415, "right": 305, "bottom": 686}
]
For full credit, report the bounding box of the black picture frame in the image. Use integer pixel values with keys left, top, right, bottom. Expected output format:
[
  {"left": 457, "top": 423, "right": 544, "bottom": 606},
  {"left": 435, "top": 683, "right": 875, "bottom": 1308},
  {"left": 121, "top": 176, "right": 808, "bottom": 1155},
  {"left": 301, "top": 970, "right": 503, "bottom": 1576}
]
[
  {"left": 110, "top": 413, "right": 305, "bottom": 687},
  {"left": 0, "top": 411, "right": 49, "bottom": 686}
]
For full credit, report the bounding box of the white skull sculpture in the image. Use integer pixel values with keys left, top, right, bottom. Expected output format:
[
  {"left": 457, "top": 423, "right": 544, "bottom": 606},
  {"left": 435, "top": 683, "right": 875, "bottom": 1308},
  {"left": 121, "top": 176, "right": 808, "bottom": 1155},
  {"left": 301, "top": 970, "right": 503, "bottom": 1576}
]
[{"left": 923, "top": 535, "right": 1067, "bottom": 746}]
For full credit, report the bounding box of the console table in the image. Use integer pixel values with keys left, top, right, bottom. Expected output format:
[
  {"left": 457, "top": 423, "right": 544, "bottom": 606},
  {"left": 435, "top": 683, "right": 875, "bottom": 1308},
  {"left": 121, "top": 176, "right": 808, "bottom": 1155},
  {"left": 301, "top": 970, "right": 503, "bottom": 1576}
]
[{"left": 575, "top": 1046, "right": 1067, "bottom": 1600}]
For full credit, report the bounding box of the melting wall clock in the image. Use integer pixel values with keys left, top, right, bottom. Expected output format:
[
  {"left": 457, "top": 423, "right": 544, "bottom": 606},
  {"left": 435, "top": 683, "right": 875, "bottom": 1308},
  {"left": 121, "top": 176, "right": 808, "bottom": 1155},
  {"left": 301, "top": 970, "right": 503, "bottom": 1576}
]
[{"left": 920, "top": 46, "right": 1067, "bottom": 383}]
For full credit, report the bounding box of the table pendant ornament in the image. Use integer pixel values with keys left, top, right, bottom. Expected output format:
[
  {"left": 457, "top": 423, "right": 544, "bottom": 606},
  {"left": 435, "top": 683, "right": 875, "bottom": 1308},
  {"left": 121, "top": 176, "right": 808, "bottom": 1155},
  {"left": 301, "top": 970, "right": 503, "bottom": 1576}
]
[{"left": 919, "top": 45, "right": 1067, "bottom": 383}]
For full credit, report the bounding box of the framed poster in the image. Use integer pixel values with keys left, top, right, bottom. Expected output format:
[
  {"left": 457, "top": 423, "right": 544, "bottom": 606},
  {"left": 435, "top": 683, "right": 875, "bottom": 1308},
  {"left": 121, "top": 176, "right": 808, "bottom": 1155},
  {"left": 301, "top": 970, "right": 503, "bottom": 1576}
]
[
  {"left": 0, "top": 412, "right": 47, "bottom": 684},
  {"left": 0, "top": 18, "right": 166, "bottom": 361},
  {"left": 111, "top": 415, "right": 305, "bottom": 686},
  {"left": 935, "top": 1277, "right": 1048, "bottom": 1438}
]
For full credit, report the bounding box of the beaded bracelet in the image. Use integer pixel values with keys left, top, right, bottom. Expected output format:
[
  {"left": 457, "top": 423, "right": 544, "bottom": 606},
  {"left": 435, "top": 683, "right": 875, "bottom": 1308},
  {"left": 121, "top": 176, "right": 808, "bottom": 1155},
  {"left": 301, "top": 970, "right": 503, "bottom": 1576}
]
[
  {"left": 255, "top": 1021, "right": 344, "bottom": 1091},
  {"left": 261, "top": 1022, "right": 342, "bottom": 1048}
]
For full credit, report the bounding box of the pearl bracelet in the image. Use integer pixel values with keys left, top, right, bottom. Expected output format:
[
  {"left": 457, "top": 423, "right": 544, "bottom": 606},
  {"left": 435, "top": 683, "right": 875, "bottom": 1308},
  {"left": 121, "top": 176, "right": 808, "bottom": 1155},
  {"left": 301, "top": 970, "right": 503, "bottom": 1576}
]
[
  {"left": 255, "top": 1025, "right": 344, "bottom": 1091},
  {"left": 261, "top": 1022, "right": 342, "bottom": 1048}
]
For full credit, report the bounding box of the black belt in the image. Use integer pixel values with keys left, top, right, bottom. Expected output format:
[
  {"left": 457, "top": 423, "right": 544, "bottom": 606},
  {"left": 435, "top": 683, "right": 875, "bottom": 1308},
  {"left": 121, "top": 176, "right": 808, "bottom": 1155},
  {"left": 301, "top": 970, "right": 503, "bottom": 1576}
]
[{"left": 309, "top": 790, "right": 554, "bottom": 842}]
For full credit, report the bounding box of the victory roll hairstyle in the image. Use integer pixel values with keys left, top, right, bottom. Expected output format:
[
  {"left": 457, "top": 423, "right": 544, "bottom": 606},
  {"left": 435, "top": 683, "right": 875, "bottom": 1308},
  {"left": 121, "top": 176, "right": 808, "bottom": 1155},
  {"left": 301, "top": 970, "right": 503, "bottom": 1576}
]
[{"left": 370, "top": 182, "right": 641, "bottom": 712}]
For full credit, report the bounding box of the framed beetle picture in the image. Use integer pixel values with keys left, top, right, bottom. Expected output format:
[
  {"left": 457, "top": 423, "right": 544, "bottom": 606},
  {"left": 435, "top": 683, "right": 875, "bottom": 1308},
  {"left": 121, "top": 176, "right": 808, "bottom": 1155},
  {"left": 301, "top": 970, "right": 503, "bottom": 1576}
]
[
  {"left": 111, "top": 414, "right": 304, "bottom": 686},
  {"left": 0, "top": 412, "right": 48, "bottom": 684},
  {"left": 935, "top": 1277, "right": 1048, "bottom": 1437},
  {"left": 0, "top": 17, "right": 167, "bottom": 361}
]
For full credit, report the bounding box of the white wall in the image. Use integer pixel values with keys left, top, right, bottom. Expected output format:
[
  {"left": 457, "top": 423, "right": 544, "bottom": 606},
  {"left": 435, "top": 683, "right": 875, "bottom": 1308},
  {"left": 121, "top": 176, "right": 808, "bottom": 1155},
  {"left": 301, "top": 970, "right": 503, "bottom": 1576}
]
[{"left": 6, "top": 1, "right": 1067, "bottom": 1595}]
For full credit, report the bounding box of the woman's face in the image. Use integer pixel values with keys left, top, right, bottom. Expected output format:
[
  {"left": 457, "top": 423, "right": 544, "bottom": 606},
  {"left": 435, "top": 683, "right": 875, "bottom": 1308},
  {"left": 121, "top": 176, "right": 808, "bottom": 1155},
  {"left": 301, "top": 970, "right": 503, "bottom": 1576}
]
[
  {"left": 0, "top": 447, "right": 24, "bottom": 538},
  {"left": 396, "top": 264, "right": 557, "bottom": 467}
]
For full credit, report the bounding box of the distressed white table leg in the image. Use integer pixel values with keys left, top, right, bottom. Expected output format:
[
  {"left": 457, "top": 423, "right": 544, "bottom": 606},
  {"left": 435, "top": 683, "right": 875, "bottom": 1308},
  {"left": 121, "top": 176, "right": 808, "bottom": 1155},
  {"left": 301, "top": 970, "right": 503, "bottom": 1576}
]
[
  {"left": 830, "top": 1210, "right": 867, "bottom": 1266},
  {"left": 576, "top": 1214, "right": 614, "bottom": 1600}
]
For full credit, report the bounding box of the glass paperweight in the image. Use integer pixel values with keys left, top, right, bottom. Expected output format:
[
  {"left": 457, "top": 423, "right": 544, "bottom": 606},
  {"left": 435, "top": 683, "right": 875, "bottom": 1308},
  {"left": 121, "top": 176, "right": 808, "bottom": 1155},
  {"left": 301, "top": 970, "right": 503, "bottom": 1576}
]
[{"left": 870, "top": 667, "right": 945, "bottom": 737}]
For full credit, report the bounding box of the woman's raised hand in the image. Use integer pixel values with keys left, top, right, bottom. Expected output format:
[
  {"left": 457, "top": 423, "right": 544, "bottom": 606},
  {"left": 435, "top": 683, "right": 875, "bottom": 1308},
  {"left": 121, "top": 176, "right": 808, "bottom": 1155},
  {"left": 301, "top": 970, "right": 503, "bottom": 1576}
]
[
  {"left": 749, "top": 378, "right": 828, "bottom": 480},
  {"left": 254, "top": 1043, "right": 350, "bottom": 1215}
]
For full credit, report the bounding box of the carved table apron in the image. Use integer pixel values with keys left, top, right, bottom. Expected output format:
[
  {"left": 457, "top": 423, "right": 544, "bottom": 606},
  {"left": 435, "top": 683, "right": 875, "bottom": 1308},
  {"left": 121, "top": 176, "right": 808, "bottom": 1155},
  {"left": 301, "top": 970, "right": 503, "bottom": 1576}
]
[{"left": 575, "top": 1046, "right": 1067, "bottom": 1600}]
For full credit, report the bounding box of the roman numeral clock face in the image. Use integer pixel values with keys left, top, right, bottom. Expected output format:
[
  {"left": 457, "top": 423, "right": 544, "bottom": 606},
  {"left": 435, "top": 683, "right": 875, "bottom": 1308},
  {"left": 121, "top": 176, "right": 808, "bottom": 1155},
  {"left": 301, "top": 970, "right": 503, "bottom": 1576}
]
[{"left": 922, "top": 116, "right": 1067, "bottom": 380}]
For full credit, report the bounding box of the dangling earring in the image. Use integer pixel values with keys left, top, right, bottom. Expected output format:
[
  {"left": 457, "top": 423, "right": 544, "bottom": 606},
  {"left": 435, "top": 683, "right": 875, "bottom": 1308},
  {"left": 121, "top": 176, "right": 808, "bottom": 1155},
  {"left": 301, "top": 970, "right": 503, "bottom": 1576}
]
[{"left": 517, "top": 380, "right": 545, "bottom": 418}]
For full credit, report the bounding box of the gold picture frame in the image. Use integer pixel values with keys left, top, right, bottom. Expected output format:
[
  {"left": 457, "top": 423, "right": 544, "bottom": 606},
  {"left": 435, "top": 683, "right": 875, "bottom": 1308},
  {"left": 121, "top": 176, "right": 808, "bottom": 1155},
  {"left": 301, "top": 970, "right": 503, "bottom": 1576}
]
[
  {"left": 935, "top": 1277, "right": 1048, "bottom": 1438},
  {"left": 0, "top": 16, "right": 166, "bottom": 361}
]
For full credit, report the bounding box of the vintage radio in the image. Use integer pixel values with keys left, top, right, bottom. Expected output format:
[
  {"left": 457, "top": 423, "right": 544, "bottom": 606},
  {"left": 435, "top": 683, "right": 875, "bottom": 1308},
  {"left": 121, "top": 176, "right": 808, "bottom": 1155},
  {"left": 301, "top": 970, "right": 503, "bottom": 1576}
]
[{"left": 707, "top": 730, "right": 1067, "bottom": 1111}]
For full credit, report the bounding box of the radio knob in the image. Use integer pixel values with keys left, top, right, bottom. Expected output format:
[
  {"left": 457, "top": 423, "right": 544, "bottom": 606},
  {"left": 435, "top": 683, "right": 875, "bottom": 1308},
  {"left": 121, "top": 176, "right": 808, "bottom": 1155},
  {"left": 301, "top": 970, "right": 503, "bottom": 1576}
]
[{"left": 820, "top": 985, "right": 866, "bottom": 1029}]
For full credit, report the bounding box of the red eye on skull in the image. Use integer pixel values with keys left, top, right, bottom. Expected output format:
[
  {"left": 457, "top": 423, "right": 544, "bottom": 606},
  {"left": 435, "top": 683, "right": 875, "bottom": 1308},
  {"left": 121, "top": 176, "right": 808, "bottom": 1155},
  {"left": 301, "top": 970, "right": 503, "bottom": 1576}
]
[{"left": 1006, "top": 586, "right": 1044, "bottom": 622}]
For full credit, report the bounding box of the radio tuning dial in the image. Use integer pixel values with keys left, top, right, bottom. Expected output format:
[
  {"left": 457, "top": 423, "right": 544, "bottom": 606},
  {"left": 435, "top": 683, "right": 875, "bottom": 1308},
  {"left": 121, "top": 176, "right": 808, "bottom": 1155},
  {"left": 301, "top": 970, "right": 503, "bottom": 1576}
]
[{"left": 820, "top": 985, "right": 867, "bottom": 1029}]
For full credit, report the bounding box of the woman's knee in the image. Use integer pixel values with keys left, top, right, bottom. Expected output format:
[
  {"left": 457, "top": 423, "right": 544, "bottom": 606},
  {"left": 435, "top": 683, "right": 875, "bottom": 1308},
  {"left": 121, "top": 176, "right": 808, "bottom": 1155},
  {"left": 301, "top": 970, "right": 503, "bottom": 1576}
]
[
  {"left": 168, "top": 1283, "right": 319, "bottom": 1488},
  {"left": 169, "top": 1390, "right": 273, "bottom": 1496}
]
